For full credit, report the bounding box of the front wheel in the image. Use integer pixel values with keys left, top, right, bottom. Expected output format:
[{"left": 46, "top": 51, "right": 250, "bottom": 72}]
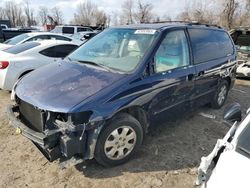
[
  {"left": 210, "top": 80, "right": 229, "bottom": 109},
  {"left": 94, "top": 113, "right": 143, "bottom": 167}
]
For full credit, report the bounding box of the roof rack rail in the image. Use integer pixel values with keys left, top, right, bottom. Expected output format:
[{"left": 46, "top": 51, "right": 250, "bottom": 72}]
[
  {"left": 188, "top": 22, "right": 222, "bottom": 29},
  {"left": 145, "top": 20, "right": 222, "bottom": 29}
]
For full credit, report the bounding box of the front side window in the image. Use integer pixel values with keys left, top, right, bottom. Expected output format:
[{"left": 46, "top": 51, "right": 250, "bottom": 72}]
[
  {"left": 68, "top": 28, "right": 159, "bottom": 73},
  {"left": 155, "top": 30, "right": 189, "bottom": 73}
]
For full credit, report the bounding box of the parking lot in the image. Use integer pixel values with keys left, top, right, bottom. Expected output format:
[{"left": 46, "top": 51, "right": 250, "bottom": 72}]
[{"left": 0, "top": 79, "right": 249, "bottom": 188}]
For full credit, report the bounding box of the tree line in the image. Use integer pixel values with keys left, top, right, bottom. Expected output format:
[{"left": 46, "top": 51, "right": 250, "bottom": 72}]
[
  {"left": 0, "top": 0, "right": 63, "bottom": 27},
  {"left": 0, "top": 0, "right": 249, "bottom": 29}
]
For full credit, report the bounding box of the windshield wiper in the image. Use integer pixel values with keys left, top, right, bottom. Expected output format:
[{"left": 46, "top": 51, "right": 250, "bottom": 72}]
[
  {"left": 76, "top": 60, "right": 116, "bottom": 72},
  {"left": 68, "top": 58, "right": 125, "bottom": 74}
]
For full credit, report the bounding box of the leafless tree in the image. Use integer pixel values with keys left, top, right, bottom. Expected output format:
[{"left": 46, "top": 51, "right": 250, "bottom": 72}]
[
  {"left": 0, "top": 7, "right": 6, "bottom": 20},
  {"left": 37, "top": 6, "right": 49, "bottom": 25},
  {"left": 121, "top": 0, "right": 134, "bottom": 24},
  {"left": 51, "top": 6, "right": 63, "bottom": 25},
  {"left": 72, "top": 1, "right": 108, "bottom": 26},
  {"left": 134, "top": 0, "right": 153, "bottom": 23},
  {"left": 4, "top": 1, "right": 22, "bottom": 27},
  {"left": 73, "top": 1, "right": 97, "bottom": 26},
  {"left": 23, "top": 0, "right": 36, "bottom": 26},
  {"left": 221, "top": 0, "right": 239, "bottom": 29},
  {"left": 94, "top": 10, "right": 108, "bottom": 26}
]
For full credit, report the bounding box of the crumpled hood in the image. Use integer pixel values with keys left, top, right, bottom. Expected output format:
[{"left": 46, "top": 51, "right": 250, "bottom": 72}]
[
  {"left": 207, "top": 150, "right": 250, "bottom": 188},
  {"left": 15, "top": 61, "right": 125, "bottom": 112}
]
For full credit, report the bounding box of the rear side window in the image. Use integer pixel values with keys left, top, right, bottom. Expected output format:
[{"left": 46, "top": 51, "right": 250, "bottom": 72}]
[
  {"left": 62, "top": 27, "right": 74, "bottom": 34},
  {"left": 26, "top": 35, "right": 50, "bottom": 42},
  {"left": 39, "top": 44, "right": 78, "bottom": 58},
  {"left": 3, "top": 42, "right": 40, "bottom": 54},
  {"left": 188, "top": 29, "right": 234, "bottom": 64},
  {"left": 52, "top": 35, "right": 72, "bottom": 41}
]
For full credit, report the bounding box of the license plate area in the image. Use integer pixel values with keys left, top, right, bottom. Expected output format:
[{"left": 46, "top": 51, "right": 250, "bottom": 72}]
[{"left": 19, "top": 100, "right": 45, "bottom": 132}]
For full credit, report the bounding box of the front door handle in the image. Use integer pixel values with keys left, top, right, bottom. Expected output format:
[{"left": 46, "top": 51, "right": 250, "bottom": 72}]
[
  {"left": 198, "top": 71, "right": 205, "bottom": 76},
  {"left": 187, "top": 74, "right": 194, "bottom": 81}
]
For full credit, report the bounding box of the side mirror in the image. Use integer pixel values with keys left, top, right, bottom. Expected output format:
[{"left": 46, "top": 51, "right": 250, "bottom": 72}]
[
  {"left": 83, "top": 34, "right": 91, "bottom": 40},
  {"left": 247, "top": 108, "right": 250, "bottom": 115},
  {"left": 223, "top": 103, "right": 242, "bottom": 123}
]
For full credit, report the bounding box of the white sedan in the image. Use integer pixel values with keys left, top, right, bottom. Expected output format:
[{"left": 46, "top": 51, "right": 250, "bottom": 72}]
[
  {"left": 0, "top": 40, "right": 78, "bottom": 91},
  {"left": 237, "top": 61, "right": 250, "bottom": 78},
  {"left": 196, "top": 103, "right": 250, "bottom": 188},
  {"left": 0, "top": 32, "right": 82, "bottom": 50}
]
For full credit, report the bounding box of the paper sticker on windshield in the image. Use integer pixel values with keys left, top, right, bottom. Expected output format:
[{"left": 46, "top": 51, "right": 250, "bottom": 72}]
[{"left": 134, "top": 29, "right": 156, "bottom": 35}]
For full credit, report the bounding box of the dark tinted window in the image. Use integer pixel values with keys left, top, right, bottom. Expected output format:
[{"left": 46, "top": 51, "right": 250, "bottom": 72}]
[
  {"left": 3, "top": 42, "right": 40, "bottom": 54},
  {"left": 231, "top": 30, "right": 250, "bottom": 47},
  {"left": 77, "top": 27, "right": 93, "bottom": 32},
  {"left": 188, "top": 29, "right": 234, "bottom": 64},
  {"left": 236, "top": 121, "right": 250, "bottom": 159},
  {"left": 62, "top": 27, "right": 74, "bottom": 34},
  {"left": 40, "top": 44, "right": 78, "bottom": 58},
  {"left": 77, "top": 28, "right": 87, "bottom": 32}
]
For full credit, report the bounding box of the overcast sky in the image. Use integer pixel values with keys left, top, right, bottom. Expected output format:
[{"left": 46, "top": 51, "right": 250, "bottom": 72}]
[{"left": 0, "top": 0, "right": 187, "bottom": 23}]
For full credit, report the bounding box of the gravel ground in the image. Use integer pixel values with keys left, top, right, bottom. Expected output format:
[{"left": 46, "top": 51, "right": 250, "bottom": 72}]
[{"left": 0, "top": 79, "right": 249, "bottom": 188}]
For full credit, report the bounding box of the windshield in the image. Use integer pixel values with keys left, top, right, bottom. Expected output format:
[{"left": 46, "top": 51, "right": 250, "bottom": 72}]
[
  {"left": 51, "top": 27, "right": 62, "bottom": 33},
  {"left": 4, "top": 33, "right": 30, "bottom": 45},
  {"left": 3, "top": 42, "right": 40, "bottom": 54},
  {"left": 236, "top": 120, "right": 250, "bottom": 159},
  {"left": 68, "top": 28, "right": 158, "bottom": 73},
  {"left": 231, "top": 31, "right": 250, "bottom": 51},
  {"left": 236, "top": 45, "right": 250, "bottom": 52}
]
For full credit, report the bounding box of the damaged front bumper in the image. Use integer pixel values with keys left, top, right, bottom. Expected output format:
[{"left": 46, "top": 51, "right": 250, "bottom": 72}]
[{"left": 7, "top": 105, "right": 102, "bottom": 162}]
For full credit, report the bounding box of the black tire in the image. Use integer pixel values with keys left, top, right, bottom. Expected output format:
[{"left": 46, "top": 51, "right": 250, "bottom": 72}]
[
  {"left": 94, "top": 113, "right": 143, "bottom": 167},
  {"left": 210, "top": 80, "right": 229, "bottom": 109}
]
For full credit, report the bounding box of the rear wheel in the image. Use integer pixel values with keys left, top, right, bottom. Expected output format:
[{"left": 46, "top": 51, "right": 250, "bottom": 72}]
[
  {"left": 211, "top": 80, "right": 229, "bottom": 109},
  {"left": 95, "top": 113, "right": 143, "bottom": 167}
]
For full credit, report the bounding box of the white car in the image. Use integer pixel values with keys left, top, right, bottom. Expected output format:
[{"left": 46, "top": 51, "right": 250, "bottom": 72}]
[
  {"left": 237, "top": 61, "right": 250, "bottom": 77},
  {"left": 0, "top": 40, "right": 78, "bottom": 91},
  {"left": 196, "top": 103, "right": 250, "bottom": 188},
  {"left": 71, "top": 31, "right": 97, "bottom": 42},
  {"left": 51, "top": 25, "right": 94, "bottom": 36},
  {"left": 0, "top": 32, "right": 81, "bottom": 50}
]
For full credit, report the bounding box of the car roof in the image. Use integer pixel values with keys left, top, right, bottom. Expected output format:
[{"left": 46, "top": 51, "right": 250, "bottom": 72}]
[
  {"left": 55, "top": 25, "right": 91, "bottom": 28},
  {"left": 26, "top": 32, "right": 71, "bottom": 37},
  {"left": 113, "top": 22, "right": 224, "bottom": 31},
  {"left": 35, "top": 40, "right": 78, "bottom": 47}
]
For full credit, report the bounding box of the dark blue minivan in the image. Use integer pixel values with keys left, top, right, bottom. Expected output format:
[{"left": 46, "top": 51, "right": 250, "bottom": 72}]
[{"left": 8, "top": 23, "right": 237, "bottom": 166}]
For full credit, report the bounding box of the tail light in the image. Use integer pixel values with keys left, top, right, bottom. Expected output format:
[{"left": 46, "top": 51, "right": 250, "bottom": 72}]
[{"left": 0, "top": 61, "right": 9, "bottom": 69}]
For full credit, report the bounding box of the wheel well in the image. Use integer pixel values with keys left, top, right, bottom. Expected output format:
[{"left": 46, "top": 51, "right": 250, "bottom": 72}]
[
  {"left": 224, "top": 77, "right": 231, "bottom": 88},
  {"left": 120, "top": 106, "right": 149, "bottom": 134},
  {"left": 19, "top": 70, "right": 33, "bottom": 79}
]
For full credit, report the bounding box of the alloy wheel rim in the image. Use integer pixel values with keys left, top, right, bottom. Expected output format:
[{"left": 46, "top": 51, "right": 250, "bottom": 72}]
[
  {"left": 218, "top": 85, "right": 227, "bottom": 105},
  {"left": 104, "top": 126, "right": 137, "bottom": 160}
]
